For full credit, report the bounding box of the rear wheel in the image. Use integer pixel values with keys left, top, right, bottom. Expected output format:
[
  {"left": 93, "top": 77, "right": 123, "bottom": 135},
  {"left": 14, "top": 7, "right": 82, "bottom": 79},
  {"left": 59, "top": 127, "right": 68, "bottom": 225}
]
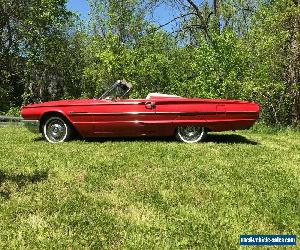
[
  {"left": 43, "top": 116, "right": 72, "bottom": 143},
  {"left": 176, "top": 126, "right": 207, "bottom": 143}
]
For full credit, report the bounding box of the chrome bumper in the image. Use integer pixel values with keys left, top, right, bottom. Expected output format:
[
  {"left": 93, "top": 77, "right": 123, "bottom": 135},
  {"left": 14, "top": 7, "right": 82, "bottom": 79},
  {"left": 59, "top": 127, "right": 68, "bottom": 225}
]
[{"left": 23, "top": 120, "right": 40, "bottom": 133}]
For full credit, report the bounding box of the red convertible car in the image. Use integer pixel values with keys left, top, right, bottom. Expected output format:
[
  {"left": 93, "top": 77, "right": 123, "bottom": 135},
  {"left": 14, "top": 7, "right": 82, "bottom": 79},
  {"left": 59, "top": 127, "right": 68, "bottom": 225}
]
[{"left": 21, "top": 80, "right": 259, "bottom": 143}]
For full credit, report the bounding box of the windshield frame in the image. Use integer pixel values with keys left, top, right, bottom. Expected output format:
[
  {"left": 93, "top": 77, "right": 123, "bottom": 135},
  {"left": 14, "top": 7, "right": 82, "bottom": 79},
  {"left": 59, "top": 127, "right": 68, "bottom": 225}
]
[{"left": 99, "top": 80, "right": 132, "bottom": 100}]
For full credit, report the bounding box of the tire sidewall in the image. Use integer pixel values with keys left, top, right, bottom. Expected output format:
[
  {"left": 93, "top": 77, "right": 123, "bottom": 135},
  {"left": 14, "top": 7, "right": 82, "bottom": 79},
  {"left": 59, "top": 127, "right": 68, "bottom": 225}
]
[
  {"left": 176, "top": 126, "right": 207, "bottom": 143},
  {"left": 43, "top": 116, "right": 71, "bottom": 143}
]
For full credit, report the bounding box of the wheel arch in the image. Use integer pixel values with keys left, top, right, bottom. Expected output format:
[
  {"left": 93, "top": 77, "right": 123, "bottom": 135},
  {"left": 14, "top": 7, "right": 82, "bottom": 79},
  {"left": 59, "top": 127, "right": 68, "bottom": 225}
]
[
  {"left": 39, "top": 111, "right": 78, "bottom": 135},
  {"left": 175, "top": 126, "right": 211, "bottom": 133},
  {"left": 173, "top": 122, "right": 211, "bottom": 135}
]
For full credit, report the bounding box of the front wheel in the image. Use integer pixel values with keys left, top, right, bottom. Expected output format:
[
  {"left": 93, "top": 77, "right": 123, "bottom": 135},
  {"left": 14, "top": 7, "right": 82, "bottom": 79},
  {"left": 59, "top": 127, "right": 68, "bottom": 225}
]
[
  {"left": 43, "top": 116, "right": 72, "bottom": 143},
  {"left": 176, "top": 126, "right": 207, "bottom": 143}
]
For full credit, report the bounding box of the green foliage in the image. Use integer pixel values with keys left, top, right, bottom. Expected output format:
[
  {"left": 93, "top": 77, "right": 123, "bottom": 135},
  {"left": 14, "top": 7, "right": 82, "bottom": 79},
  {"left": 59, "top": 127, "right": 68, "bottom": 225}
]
[
  {"left": 6, "top": 107, "right": 20, "bottom": 117},
  {"left": 0, "top": 0, "right": 82, "bottom": 108},
  {"left": 82, "top": 34, "right": 132, "bottom": 97},
  {"left": 239, "top": 0, "right": 300, "bottom": 125},
  {"left": 1, "top": 0, "right": 300, "bottom": 126}
]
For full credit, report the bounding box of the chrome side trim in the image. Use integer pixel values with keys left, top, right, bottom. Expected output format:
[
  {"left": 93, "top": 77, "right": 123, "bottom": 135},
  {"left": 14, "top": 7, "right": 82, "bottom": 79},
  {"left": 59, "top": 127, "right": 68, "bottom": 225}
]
[
  {"left": 68, "top": 111, "right": 257, "bottom": 116},
  {"left": 23, "top": 120, "right": 40, "bottom": 133},
  {"left": 69, "top": 111, "right": 154, "bottom": 116},
  {"left": 28, "top": 101, "right": 144, "bottom": 108},
  {"left": 68, "top": 111, "right": 216, "bottom": 116},
  {"left": 226, "top": 111, "right": 258, "bottom": 113}
]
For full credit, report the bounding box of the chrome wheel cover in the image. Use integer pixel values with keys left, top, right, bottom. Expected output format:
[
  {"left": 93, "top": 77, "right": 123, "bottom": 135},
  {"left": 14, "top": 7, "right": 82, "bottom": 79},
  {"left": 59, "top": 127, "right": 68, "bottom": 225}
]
[
  {"left": 177, "top": 126, "right": 205, "bottom": 143},
  {"left": 44, "top": 118, "right": 67, "bottom": 143}
]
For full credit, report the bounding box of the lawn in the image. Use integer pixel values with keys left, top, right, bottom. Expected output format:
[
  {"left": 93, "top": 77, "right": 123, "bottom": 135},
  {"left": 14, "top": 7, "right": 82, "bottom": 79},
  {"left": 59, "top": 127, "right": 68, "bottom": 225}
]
[{"left": 0, "top": 126, "right": 299, "bottom": 249}]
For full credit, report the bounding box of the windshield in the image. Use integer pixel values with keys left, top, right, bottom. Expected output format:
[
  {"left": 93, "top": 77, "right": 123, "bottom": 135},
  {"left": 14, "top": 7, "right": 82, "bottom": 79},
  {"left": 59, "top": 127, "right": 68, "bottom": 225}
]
[{"left": 100, "top": 80, "right": 132, "bottom": 100}]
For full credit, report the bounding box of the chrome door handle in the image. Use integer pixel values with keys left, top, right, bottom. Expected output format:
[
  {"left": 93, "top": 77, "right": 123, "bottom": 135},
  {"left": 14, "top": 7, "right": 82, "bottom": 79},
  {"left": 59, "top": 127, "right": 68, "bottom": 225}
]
[{"left": 145, "top": 101, "right": 155, "bottom": 109}]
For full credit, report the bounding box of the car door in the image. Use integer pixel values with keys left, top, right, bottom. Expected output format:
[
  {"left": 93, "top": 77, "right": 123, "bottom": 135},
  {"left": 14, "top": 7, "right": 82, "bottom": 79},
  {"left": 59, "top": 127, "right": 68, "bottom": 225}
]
[{"left": 92, "top": 99, "right": 158, "bottom": 136}]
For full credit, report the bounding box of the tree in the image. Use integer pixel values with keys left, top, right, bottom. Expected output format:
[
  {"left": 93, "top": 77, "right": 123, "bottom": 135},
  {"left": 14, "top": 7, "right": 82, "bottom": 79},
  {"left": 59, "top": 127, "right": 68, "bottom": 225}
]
[
  {"left": 243, "top": 0, "right": 300, "bottom": 125},
  {"left": 0, "top": 0, "right": 78, "bottom": 111},
  {"left": 88, "top": 0, "right": 156, "bottom": 44},
  {"left": 1, "top": 0, "right": 299, "bottom": 126}
]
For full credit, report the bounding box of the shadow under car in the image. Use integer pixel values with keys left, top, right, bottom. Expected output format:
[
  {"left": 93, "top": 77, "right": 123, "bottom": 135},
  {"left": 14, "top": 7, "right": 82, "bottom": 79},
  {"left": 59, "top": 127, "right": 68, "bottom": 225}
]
[{"left": 34, "top": 133, "right": 258, "bottom": 145}]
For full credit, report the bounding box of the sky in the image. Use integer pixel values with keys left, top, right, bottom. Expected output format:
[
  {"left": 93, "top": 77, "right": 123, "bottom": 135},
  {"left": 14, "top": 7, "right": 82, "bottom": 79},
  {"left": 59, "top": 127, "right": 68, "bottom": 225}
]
[
  {"left": 66, "top": 0, "right": 180, "bottom": 31},
  {"left": 67, "top": 0, "right": 90, "bottom": 20}
]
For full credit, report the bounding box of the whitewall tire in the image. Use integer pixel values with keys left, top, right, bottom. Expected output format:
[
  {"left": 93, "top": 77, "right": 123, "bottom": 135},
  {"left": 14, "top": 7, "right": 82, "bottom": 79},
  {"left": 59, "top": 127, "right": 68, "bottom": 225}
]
[
  {"left": 176, "top": 126, "right": 207, "bottom": 143},
  {"left": 43, "top": 116, "right": 72, "bottom": 143}
]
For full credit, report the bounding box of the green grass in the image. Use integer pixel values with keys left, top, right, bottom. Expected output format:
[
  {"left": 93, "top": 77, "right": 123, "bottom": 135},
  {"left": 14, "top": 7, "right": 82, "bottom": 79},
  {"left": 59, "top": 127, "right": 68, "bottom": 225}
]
[{"left": 0, "top": 126, "right": 299, "bottom": 249}]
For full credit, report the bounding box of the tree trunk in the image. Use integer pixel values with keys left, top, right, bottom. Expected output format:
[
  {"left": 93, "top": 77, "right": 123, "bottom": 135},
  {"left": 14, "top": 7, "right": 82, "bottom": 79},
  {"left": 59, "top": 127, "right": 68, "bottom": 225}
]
[{"left": 213, "top": 0, "right": 220, "bottom": 34}]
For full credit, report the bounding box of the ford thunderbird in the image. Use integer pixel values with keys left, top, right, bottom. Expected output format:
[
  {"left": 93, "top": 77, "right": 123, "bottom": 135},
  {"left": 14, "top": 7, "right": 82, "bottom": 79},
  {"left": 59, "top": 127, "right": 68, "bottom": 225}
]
[{"left": 21, "top": 80, "right": 259, "bottom": 143}]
